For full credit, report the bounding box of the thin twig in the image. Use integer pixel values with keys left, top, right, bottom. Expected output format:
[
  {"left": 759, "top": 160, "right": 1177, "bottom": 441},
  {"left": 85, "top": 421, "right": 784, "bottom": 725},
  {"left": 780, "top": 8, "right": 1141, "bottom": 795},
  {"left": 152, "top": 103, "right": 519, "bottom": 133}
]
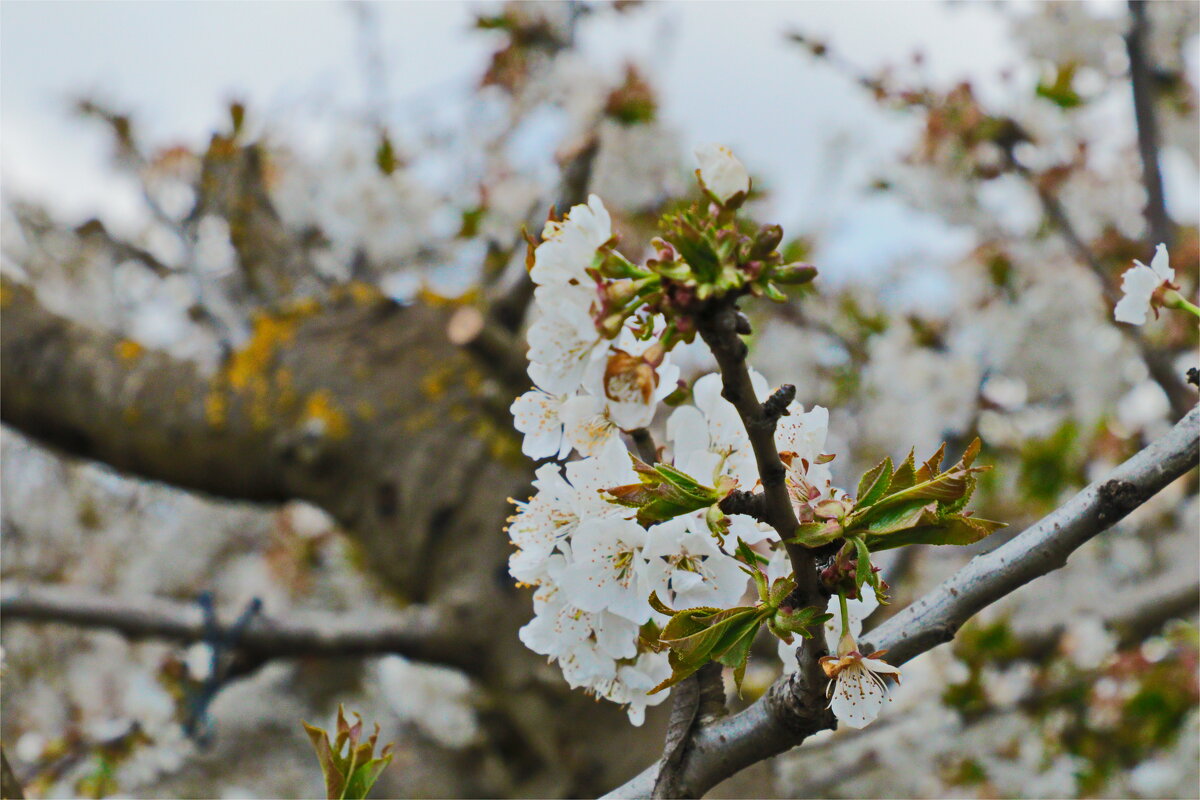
[
  {"left": 631, "top": 427, "right": 659, "bottom": 464},
  {"left": 1, "top": 747, "right": 24, "bottom": 800},
  {"left": 1126, "top": 0, "right": 1173, "bottom": 251},
  {"left": 0, "top": 584, "right": 479, "bottom": 675},
  {"left": 1019, "top": 161, "right": 1193, "bottom": 420}
]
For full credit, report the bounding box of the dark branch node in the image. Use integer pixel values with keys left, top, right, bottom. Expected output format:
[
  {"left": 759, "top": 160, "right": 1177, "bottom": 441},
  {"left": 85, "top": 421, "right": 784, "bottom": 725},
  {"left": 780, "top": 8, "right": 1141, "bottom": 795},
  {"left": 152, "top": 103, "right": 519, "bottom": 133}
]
[
  {"left": 1096, "top": 478, "right": 1147, "bottom": 521},
  {"left": 757, "top": 384, "right": 796, "bottom": 429},
  {"left": 719, "top": 489, "right": 767, "bottom": 521}
]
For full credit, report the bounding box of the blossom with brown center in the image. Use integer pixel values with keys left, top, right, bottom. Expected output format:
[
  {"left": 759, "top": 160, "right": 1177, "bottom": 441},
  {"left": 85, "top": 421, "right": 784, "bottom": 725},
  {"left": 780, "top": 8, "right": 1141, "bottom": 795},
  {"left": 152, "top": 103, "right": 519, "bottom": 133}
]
[{"left": 819, "top": 640, "right": 901, "bottom": 729}]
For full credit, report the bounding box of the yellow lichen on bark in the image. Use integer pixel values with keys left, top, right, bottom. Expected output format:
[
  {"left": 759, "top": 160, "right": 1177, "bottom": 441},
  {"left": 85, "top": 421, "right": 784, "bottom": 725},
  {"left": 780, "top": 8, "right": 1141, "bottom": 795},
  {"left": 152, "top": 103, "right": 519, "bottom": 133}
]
[
  {"left": 115, "top": 339, "right": 145, "bottom": 361},
  {"left": 301, "top": 390, "right": 349, "bottom": 439},
  {"left": 205, "top": 391, "right": 229, "bottom": 428}
]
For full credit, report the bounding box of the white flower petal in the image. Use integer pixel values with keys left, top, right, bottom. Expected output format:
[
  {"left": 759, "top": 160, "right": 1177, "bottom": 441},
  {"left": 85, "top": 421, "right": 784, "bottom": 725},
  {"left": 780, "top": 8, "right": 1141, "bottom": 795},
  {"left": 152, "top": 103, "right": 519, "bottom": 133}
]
[
  {"left": 829, "top": 663, "right": 889, "bottom": 729},
  {"left": 1114, "top": 264, "right": 1160, "bottom": 325},
  {"left": 561, "top": 394, "right": 620, "bottom": 457},
  {"left": 511, "top": 388, "right": 569, "bottom": 459},
  {"left": 694, "top": 144, "right": 750, "bottom": 203},
  {"left": 1148, "top": 243, "right": 1173, "bottom": 282}
]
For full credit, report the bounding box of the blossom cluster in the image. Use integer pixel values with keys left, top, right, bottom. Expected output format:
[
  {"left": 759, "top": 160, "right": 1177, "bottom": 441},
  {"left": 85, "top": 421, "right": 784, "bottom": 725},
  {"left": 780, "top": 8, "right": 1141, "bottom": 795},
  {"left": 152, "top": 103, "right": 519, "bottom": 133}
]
[{"left": 507, "top": 148, "right": 850, "bottom": 724}]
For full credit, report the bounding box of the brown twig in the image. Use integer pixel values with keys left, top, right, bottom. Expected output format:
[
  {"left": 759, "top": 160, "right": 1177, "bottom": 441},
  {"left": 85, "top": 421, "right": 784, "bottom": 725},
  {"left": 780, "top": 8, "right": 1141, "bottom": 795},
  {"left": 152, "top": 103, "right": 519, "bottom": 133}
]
[
  {"left": 1126, "top": 0, "right": 1173, "bottom": 251},
  {"left": 696, "top": 304, "right": 820, "bottom": 608},
  {"left": 1, "top": 747, "right": 24, "bottom": 800},
  {"left": 0, "top": 584, "right": 480, "bottom": 675}
]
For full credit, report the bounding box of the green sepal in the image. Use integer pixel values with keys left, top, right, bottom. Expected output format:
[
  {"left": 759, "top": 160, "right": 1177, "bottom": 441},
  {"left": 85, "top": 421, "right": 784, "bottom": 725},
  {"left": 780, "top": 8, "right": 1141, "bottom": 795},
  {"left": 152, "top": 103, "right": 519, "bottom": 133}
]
[
  {"left": 866, "top": 514, "right": 1006, "bottom": 552},
  {"left": 789, "top": 520, "right": 844, "bottom": 547},
  {"left": 768, "top": 606, "right": 832, "bottom": 643}
]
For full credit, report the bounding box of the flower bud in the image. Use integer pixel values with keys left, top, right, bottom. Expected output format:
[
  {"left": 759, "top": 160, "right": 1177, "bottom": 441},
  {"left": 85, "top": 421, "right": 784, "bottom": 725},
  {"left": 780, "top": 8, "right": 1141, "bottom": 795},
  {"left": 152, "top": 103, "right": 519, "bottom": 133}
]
[
  {"left": 694, "top": 143, "right": 750, "bottom": 205},
  {"left": 749, "top": 224, "right": 783, "bottom": 260},
  {"left": 772, "top": 262, "right": 818, "bottom": 285}
]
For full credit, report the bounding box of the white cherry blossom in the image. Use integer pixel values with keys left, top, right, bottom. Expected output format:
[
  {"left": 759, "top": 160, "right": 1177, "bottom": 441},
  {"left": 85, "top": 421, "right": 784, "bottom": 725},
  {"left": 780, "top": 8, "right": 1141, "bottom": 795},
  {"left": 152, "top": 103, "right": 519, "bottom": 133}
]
[
  {"left": 559, "top": 517, "right": 651, "bottom": 623},
  {"left": 820, "top": 644, "right": 901, "bottom": 730},
  {"left": 560, "top": 394, "right": 622, "bottom": 457},
  {"left": 642, "top": 515, "right": 750, "bottom": 609},
  {"left": 598, "top": 652, "right": 672, "bottom": 726},
  {"left": 1114, "top": 244, "right": 1174, "bottom": 325},
  {"left": 530, "top": 194, "right": 612, "bottom": 288},
  {"left": 527, "top": 305, "right": 605, "bottom": 395},
  {"left": 667, "top": 371, "right": 767, "bottom": 488},
  {"left": 507, "top": 448, "right": 636, "bottom": 583},
  {"left": 694, "top": 144, "right": 750, "bottom": 203},
  {"left": 511, "top": 388, "right": 571, "bottom": 460}
]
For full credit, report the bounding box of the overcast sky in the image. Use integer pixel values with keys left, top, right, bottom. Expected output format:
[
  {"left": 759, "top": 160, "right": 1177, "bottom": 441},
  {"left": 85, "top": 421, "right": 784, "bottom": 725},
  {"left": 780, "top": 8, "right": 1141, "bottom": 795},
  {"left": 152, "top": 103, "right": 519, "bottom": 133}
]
[{"left": 0, "top": 1, "right": 1062, "bottom": 296}]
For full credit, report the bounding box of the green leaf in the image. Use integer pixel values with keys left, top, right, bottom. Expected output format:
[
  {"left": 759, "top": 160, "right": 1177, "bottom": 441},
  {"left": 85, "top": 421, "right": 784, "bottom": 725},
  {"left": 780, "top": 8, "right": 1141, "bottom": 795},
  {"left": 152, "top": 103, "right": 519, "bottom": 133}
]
[
  {"left": 856, "top": 456, "right": 893, "bottom": 507},
  {"left": 887, "top": 449, "right": 918, "bottom": 493},
  {"left": 862, "top": 498, "right": 938, "bottom": 535},
  {"left": 605, "top": 455, "right": 722, "bottom": 525},
  {"left": 851, "top": 536, "right": 874, "bottom": 593},
  {"left": 669, "top": 229, "right": 720, "bottom": 283},
  {"left": 767, "top": 575, "right": 797, "bottom": 609},
  {"left": 867, "top": 514, "right": 1006, "bottom": 551},
  {"left": 345, "top": 758, "right": 393, "bottom": 800},
  {"left": 915, "top": 443, "right": 946, "bottom": 482},
  {"left": 303, "top": 707, "right": 394, "bottom": 800},
  {"left": 859, "top": 439, "right": 987, "bottom": 515},
  {"left": 650, "top": 607, "right": 765, "bottom": 694},
  {"left": 789, "top": 520, "right": 843, "bottom": 547},
  {"left": 769, "top": 606, "right": 830, "bottom": 641}
]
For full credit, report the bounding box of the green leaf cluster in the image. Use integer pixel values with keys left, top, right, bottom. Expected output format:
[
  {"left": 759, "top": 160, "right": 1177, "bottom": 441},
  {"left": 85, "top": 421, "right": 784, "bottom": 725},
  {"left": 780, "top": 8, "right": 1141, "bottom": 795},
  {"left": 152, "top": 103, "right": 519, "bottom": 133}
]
[
  {"left": 792, "top": 438, "right": 1006, "bottom": 553},
  {"left": 302, "top": 706, "right": 394, "bottom": 800},
  {"left": 605, "top": 455, "right": 728, "bottom": 526},
  {"left": 646, "top": 541, "right": 829, "bottom": 695}
]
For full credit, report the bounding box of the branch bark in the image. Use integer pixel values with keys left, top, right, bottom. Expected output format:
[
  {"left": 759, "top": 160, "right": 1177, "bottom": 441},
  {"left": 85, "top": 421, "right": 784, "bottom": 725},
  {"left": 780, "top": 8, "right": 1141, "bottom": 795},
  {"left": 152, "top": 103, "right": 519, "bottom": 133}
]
[
  {"left": 0, "top": 583, "right": 478, "bottom": 674},
  {"left": 605, "top": 404, "right": 1198, "bottom": 798},
  {"left": 1126, "top": 0, "right": 1173, "bottom": 251},
  {"left": 0, "top": 747, "right": 23, "bottom": 800},
  {"left": 695, "top": 305, "right": 816, "bottom": 603}
]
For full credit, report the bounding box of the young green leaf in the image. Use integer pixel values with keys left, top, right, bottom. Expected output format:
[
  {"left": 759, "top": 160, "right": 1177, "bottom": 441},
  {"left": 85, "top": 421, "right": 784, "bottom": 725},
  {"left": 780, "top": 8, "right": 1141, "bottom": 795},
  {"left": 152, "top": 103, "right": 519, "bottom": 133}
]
[
  {"left": 303, "top": 706, "right": 394, "bottom": 800},
  {"left": 605, "top": 455, "right": 723, "bottom": 525},
  {"left": 855, "top": 456, "right": 893, "bottom": 507}
]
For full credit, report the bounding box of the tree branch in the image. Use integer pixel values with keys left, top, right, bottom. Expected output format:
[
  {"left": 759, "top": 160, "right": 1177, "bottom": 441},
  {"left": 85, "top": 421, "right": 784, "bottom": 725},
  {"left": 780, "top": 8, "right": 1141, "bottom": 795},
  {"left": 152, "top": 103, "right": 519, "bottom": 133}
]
[
  {"left": 1020, "top": 168, "right": 1194, "bottom": 420},
  {"left": 696, "top": 305, "right": 815, "bottom": 599},
  {"left": 1126, "top": 0, "right": 1173, "bottom": 251},
  {"left": 605, "top": 404, "right": 1198, "bottom": 798},
  {"left": 1, "top": 747, "right": 24, "bottom": 800},
  {"left": 0, "top": 583, "right": 480, "bottom": 675}
]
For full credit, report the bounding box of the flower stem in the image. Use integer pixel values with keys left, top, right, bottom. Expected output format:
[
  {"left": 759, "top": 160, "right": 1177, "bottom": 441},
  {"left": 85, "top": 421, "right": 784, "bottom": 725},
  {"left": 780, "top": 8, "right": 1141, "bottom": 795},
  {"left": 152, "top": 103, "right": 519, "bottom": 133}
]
[
  {"left": 1171, "top": 296, "right": 1200, "bottom": 319},
  {"left": 838, "top": 589, "right": 850, "bottom": 640}
]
